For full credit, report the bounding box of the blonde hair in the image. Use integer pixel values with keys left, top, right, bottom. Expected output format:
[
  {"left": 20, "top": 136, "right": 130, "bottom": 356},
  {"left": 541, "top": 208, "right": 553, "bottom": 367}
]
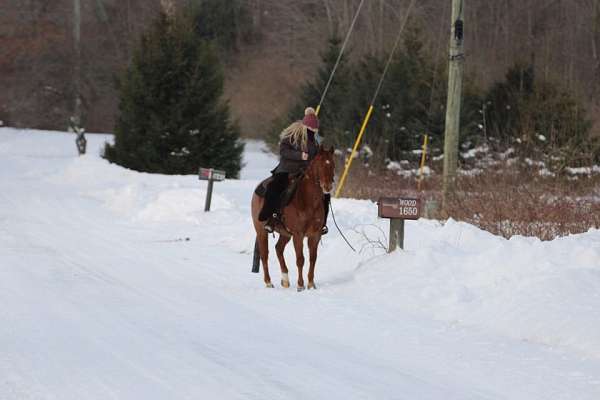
[{"left": 280, "top": 121, "right": 308, "bottom": 151}]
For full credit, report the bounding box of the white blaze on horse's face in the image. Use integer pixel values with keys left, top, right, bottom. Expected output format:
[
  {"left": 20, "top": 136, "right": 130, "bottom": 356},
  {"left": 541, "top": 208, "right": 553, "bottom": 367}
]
[{"left": 319, "top": 154, "right": 335, "bottom": 194}]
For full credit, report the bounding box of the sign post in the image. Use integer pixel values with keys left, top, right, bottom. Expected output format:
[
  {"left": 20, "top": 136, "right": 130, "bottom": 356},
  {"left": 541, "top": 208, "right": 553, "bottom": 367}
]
[
  {"left": 378, "top": 197, "right": 421, "bottom": 252},
  {"left": 199, "top": 168, "right": 226, "bottom": 212}
]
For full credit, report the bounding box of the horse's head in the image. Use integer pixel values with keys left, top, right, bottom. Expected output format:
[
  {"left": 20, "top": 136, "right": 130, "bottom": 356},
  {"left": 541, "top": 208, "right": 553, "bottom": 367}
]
[{"left": 311, "top": 146, "right": 336, "bottom": 194}]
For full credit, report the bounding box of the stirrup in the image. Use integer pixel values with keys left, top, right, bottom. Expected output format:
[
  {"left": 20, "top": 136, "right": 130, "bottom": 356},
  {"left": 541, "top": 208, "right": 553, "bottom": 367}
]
[
  {"left": 264, "top": 213, "right": 280, "bottom": 233},
  {"left": 264, "top": 223, "right": 274, "bottom": 233},
  {"left": 321, "top": 225, "right": 329, "bottom": 235}
]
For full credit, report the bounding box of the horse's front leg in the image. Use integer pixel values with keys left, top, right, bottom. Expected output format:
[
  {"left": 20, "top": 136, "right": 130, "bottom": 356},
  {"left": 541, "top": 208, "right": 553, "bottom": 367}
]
[
  {"left": 275, "top": 235, "right": 291, "bottom": 288},
  {"left": 307, "top": 235, "right": 320, "bottom": 289},
  {"left": 292, "top": 235, "right": 305, "bottom": 291}
]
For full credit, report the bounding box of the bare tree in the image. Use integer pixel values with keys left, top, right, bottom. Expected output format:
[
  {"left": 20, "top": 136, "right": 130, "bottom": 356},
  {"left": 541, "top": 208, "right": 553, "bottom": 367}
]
[{"left": 2, "top": 0, "right": 600, "bottom": 135}]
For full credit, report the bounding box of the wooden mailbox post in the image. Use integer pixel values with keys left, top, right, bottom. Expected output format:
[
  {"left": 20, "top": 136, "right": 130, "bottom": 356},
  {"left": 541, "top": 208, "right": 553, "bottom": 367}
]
[
  {"left": 199, "top": 168, "right": 226, "bottom": 212},
  {"left": 378, "top": 197, "right": 421, "bottom": 252}
]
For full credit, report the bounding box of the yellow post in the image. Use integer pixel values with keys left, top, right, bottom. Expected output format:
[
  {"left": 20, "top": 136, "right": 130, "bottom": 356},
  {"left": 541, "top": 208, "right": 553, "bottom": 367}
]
[
  {"left": 417, "top": 134, "right": 429, "bottom": 191},
  {"left": 335, "top": 104, "right": 375, "bottom": 198}
]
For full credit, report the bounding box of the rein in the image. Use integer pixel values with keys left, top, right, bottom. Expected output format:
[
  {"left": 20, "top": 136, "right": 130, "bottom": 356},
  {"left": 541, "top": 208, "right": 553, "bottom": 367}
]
[
  {"left": 302, "top": 158, "right": 321, "bottom": 187},
  {"left": 303, "top": 156, "right": 357, "bottom": 253},
  {"left": 329, "top": 200, "right": 356, "bottom": 252}
]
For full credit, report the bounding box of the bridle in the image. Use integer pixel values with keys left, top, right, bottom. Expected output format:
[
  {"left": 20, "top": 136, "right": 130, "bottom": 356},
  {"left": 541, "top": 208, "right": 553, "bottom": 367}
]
[{"left": 303, "top": 154, "right": 332, "bottom": 193}]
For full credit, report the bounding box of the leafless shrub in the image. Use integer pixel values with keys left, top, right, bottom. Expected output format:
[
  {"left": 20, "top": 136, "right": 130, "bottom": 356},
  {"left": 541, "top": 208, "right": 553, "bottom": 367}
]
[
  {"left": 444, "top": 169, "right": 600, "bottom": 240},
  {"left": 351, "top": 224, "right": 388, "bottom": 254},
  {"left": 341, "top": 162, "right": 600, "bottom": 241}
]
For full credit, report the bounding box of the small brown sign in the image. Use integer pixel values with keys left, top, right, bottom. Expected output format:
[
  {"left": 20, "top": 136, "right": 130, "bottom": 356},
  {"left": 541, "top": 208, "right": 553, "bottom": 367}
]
[{"left": 378, "top": 197, "right": 421, "bottom": 220}]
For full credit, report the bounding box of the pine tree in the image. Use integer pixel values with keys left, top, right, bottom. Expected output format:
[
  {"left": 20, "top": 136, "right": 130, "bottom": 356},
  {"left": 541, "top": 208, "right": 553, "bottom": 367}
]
[
  {"left": 485, "top": 63, "right": 593, "bottom": 164},
  {"left": 353, "top": 26, "right": 482, "bottom": 162},
  {"left": 351, "top": 26, "right": 441, "bottom": 162},
  {"left": 270, "top": 26, "right": 484, "bottom": 164},
  {"left": 269, "top": 36, "right": 354, "bottom": 149},
  {"left": 104, "top": 12, "right": 243, "bottom": 177}
]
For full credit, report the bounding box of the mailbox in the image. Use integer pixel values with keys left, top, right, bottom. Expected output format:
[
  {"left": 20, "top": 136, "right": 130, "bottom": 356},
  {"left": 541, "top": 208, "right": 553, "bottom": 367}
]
[
  {"left": 199, "top": 168, "right": 226, "bottom": 182},
  {"left": 378, "top": 197, "right": 421, "bottom": 220},
  {"left": 199, "top": 167, "right": 226, "bottom": 212},
  {"left": 377, "top": 197, "right": 422, "bottom": 253}
]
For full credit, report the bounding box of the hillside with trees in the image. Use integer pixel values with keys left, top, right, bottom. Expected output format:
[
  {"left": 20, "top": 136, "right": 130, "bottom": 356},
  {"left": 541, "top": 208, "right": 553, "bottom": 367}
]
[
  {"left": 1, "top": 0, "right": 599, "bottom": 174},
  {"left": 2, "top": 1, "right": 599, "bottom": 136}
]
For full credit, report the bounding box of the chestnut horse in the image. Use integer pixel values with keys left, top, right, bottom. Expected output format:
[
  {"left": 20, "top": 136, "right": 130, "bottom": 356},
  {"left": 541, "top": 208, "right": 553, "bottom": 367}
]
[{"left": 251, "top": 147, "right": 335, "bottom": 290}]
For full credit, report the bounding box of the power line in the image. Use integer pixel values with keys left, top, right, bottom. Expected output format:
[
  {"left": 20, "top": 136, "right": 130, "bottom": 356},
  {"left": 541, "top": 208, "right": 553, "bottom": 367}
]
[{"left": 317, "top": 0, "right": 365, "bottom": 115}]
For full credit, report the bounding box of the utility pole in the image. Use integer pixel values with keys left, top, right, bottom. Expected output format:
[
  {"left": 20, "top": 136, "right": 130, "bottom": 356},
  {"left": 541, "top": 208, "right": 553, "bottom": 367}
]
[
  {"left": 71, "top": 0, "right": 87, "bottom": 155},
  {"left": 73, "top": 0, "right": 82, "bottom": 125},
  {"left": 442, "top": 0, "right": 465, "bottom": 207},
  {"left": 593, "top": 0, "right": 600, "bottom": 101}
]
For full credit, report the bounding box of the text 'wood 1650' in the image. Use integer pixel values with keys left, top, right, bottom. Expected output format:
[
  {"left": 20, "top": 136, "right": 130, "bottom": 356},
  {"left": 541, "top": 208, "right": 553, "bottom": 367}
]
[{"left": 377, "top": 197, "right": 421, "bottom": 220}]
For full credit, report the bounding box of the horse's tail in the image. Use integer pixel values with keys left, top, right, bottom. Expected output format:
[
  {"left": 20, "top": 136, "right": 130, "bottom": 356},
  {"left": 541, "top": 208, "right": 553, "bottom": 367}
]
[{"left": 251, "top": 238, "right": 260, "bottom": 273}]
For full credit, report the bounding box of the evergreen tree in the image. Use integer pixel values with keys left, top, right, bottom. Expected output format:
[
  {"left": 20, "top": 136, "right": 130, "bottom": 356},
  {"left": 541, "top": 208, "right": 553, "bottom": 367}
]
[
  {"left": 271, "top": 25, "right": 484, "bottom": 164},
  {"left": 485, "top": 63, "right": 593, "bottom": 164},
  {"left": 104, "top": 12, "right": 243, "bottom": 177},
  {"left": 268, "top": 36, "right": 354, "bottom": 149},
  {"left": 485, "top": 64, "right": 536, "bottom": 145},
  {"left": 360, "top": 26, "right": 482, "bottom": 162},
  {"left": 350, "top": 27, "right": 447, "bottom": 162},
  {"left": 378, "top": 27, "right": 434, "bottom": 157}
]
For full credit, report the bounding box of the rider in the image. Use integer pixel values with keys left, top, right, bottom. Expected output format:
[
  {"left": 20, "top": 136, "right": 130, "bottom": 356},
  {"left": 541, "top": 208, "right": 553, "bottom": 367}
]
[{"left": 258, "top": 107, "right": 331, "bottom": 234}]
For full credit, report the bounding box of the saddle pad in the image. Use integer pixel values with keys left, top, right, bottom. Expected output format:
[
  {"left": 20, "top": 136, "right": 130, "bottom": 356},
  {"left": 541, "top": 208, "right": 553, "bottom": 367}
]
[
  {"left": 254, "top": 176, "right": 274, "bottom": 197},
  {"left": 254, "top": 172, "right": 303, "bottom": 208}
]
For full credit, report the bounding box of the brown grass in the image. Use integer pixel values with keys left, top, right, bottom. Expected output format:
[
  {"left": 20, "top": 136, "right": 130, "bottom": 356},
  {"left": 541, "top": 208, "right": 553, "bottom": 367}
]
[{"left": 340, "top": 161, "right": 600, "bottom": 240}]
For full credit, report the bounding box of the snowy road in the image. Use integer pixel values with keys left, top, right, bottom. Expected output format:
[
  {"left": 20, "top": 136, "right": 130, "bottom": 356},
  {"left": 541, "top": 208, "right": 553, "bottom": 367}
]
[{"left": 1, "top": 128, "right": 599, "bottom": 399}]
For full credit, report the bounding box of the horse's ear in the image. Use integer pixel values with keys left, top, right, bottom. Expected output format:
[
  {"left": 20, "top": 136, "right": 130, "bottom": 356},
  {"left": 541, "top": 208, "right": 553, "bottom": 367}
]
[{"left": 328, "top": 145, "right": 335, "bottom": 154}]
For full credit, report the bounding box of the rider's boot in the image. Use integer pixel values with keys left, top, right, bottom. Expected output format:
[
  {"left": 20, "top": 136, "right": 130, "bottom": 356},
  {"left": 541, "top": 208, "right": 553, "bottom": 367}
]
[{"left": 259, "top": 173, "right": 287, "bottom": 233}]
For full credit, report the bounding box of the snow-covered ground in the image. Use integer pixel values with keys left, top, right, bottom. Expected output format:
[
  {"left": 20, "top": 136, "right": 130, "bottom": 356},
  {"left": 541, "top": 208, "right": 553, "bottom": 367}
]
[{"left": 1, "top": 127, "right": 600, "bottom": 399}]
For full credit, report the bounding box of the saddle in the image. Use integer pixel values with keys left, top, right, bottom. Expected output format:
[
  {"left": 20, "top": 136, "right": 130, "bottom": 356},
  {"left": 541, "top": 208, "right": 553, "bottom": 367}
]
[{"left": 254, "top": 171, "right": 303, "bottom": 208}]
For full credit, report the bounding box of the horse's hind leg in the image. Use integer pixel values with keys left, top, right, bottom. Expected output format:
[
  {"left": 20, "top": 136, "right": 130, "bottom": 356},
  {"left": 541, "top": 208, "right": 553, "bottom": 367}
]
[
  {"left": 275, "top": 235, "right": 291, "bottom": 288},
  {"left": 307, "top": 235, "right": 320, "bottom": 290},
  {"left": 292, "top": 235, "right": 305, "bottom": 291},
  {"left": 257, "top": 232, "right": 273, "bottom": 288}
]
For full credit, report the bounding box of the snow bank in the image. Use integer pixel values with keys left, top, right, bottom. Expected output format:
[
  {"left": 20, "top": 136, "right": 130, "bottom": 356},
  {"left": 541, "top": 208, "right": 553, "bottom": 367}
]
[
  {"left": 1, "top": 127, "right": 600, "bottom": 399},
  {"left": 351, "top": 219, "right": 600, "bottom": 357}
]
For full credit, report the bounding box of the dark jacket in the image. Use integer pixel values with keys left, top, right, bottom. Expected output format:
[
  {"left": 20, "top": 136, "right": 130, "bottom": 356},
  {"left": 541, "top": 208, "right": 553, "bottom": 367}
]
[{"left": 272, "top": 132, "right": 319, "bottom": 174}]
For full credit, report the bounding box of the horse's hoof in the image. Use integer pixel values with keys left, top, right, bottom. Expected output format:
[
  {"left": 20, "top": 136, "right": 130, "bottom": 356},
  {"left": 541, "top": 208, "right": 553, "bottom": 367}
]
[
  {"left": 266, "top": 282, "right": 274, "bottom": 288},
  {"left": 297, "top": 286, "right": 305, "bottom": 292},
  {"left": 308, "top": 282, "right": 317, "bottom": 290}
]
